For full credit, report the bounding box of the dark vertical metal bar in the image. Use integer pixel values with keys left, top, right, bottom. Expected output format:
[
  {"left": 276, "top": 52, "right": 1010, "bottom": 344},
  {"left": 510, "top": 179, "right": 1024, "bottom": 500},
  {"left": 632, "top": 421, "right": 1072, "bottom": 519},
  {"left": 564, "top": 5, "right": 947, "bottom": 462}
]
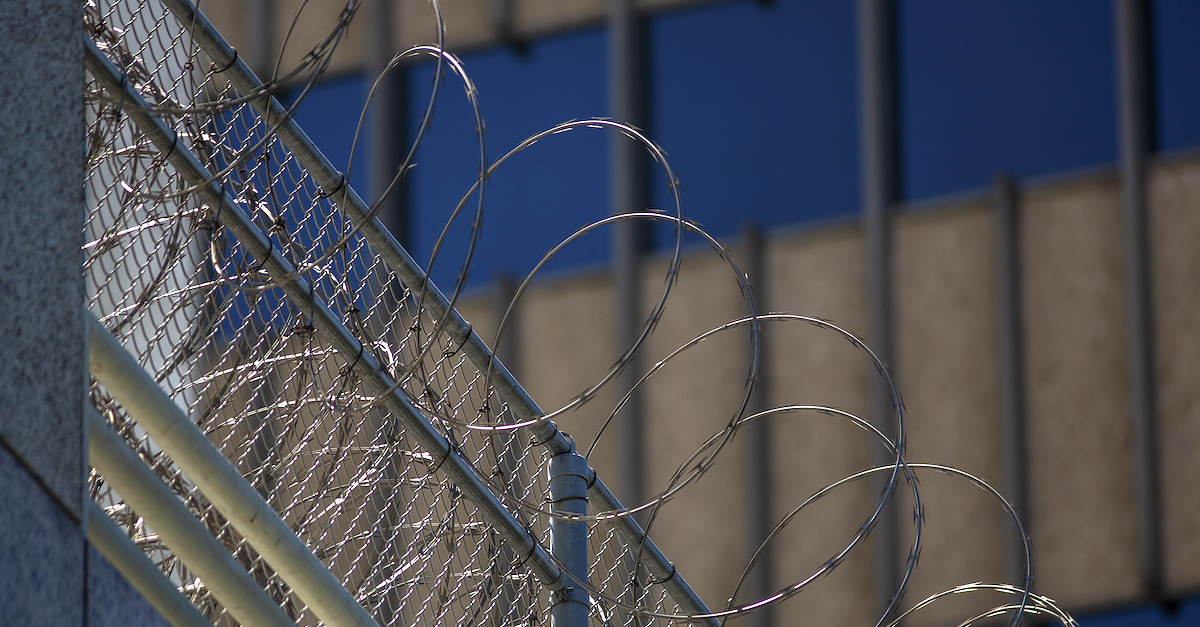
[
  {"left": 245, "top": 0, "right": 274, "bottom": 79},
  {"left": 367, "top": 0, "right": 410, "bottom": 247},
  {"left": 610, "top": 5, "right": 652, "bottom": 623},
  {"left": 494, "top": 272, "right": 520, "bottom": 375},
  {"left": 993, "top": 172, "right": 1030, "bottom": 588},
  {"left": 489, "top": 0, "right": 524, "bottom": 50},
  {"left": 857, "top": 0, "right": 900, "bottom": 616},
  {"left": 490, "top": 0, "right": 514, "bottom": 41},
  {"left": 1114, "top": 0, "right": 1162, "bottom": 600},
  {"left": 741, "top": 224, "right": 773, "bottom": 627},
  {"left": 609, "top": 0, "right": 649, "bottom": 512}
]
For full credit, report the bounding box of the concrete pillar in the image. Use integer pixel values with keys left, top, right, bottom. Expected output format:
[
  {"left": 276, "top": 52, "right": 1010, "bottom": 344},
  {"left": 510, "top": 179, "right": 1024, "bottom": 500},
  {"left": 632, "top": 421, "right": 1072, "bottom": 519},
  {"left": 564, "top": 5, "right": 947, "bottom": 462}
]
[
  {"left": 0, "top": 0, "right": 87, "bottom": 623},
  {"left": 0, "top": 0, "right": 87, "bottom": 523}
]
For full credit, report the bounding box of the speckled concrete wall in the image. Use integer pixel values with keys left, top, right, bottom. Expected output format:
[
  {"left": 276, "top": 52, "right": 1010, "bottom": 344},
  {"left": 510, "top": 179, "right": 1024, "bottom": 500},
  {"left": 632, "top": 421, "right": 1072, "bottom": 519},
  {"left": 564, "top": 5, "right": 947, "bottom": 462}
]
[
  {"left": 892, "top": 202, "right": 1007, "bottom": 626},
  {"left": 0, "top": 0, "right": 87, "bottom": 521},
  {"left": 0, "top": 444, "right": 86, "bottom": 625},
  {"left": 635, "top": 247, "right": 756, "bottom": 607},
  {"left": 444, "top": 154, "right": 1200, "bottom": 625},
  {"left": 1149, "top": 156, "right": 1200, "bottom": 596},
  {"left": 764, "top": 224, "right": 878, "bottom": 627},
  {"left": 1020, "top": 172, "right": 1142, "bottom": 609},
  {"left": 516, "top": 271, "right": 621, "bottom": 481},
  {"left": 1, "top": 0, "right": 176, "bottom": 623}
]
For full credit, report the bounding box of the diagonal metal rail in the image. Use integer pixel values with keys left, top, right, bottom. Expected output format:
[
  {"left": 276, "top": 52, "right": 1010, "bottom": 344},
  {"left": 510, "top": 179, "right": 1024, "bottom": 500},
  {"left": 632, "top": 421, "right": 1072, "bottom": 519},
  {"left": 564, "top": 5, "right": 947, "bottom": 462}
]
[
  {"left": 86, "top": 404, "right": 299, "bottom": 627},
  {"left": 84, "top": 31, "right": 566, "bottom": 612},
  {"left": 155, "top": 1, "right": 719, "bottom": 621},
  {"left": 86, "top": 496, "right": 216, "bottom": 627}
]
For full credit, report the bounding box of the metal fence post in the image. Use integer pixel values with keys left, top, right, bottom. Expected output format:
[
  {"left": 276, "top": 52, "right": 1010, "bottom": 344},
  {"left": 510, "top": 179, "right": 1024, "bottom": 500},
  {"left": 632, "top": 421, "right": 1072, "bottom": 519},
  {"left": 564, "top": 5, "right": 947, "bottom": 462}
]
[{"left": 549, "top": 442, "right": 591, "bottom": 627}]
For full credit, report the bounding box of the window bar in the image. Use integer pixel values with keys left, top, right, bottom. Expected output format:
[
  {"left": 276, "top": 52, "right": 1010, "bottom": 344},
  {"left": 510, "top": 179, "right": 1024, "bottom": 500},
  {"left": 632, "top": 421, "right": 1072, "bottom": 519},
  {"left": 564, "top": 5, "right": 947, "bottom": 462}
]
[
  {"left": 857, "top": 0, "right": 902, "bottom": 618},
  {"left": 609, "top": 0, "right": 649, "bottom": 517},
  {"left": 1114, "top": 0, "right": 1163, "bottom": 601},
  {"left": 993, "top": 171, "right": 1031, "bottom": 589},
  {"left": 366, "top": 0, "right": 411, "bottom": 248},
  {"left": 741, "top": 224, "right": 773, "bottom": 627}
]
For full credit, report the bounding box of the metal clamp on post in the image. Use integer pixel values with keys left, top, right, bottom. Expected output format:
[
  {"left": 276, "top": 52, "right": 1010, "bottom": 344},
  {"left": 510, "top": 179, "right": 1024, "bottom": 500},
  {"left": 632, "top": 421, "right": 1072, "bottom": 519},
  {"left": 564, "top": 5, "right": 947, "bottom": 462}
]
[{"left": 548, "top": 438, "right": 591, "bottom": 627}]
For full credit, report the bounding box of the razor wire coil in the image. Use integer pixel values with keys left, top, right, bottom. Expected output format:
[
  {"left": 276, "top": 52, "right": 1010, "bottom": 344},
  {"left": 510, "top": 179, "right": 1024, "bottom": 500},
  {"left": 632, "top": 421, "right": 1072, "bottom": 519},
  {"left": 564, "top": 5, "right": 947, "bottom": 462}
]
[{"left": 80, "top": 0, "right": 1074, "bottom": 626}]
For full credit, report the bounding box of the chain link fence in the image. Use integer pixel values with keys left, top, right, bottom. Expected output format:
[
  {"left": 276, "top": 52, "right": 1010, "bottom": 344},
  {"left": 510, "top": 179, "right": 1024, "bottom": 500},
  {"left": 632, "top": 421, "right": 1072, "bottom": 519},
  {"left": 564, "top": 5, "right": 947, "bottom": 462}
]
[
  {"left": 78, "top": 1, "right": 1082, "bottom": 626},
  {"left": 83, "top": 0, "right": 683, "bottom": 625}
]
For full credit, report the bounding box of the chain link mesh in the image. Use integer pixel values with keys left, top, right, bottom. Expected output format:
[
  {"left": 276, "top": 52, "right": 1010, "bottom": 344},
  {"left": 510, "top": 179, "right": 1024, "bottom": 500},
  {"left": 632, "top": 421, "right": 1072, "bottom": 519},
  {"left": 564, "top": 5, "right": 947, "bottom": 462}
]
[{"left": 83, "top": 1, "right": 686, "bottom": 625}]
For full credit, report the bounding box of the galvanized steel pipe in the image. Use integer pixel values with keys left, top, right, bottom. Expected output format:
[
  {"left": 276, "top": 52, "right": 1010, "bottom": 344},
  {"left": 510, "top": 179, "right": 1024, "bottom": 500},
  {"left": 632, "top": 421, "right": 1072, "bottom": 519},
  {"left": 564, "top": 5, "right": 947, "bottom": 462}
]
[
  {"left": 86, "top": 406, "right": 296, "bottom": 627},
  {"left": 87, "top": 314, "right": 377, "bottom": 627},
  {"left": 85, "top": 498, "right": 221, "bottom": 627},
  {"left": 549, "top": 447, "right": 591, "bottom": 627}
]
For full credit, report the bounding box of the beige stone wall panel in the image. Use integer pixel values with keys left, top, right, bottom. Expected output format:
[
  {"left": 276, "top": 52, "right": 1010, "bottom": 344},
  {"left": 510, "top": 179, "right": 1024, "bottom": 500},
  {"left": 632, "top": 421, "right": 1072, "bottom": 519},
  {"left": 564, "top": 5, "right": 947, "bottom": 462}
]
[
  {"left": 452, "top": 291, "right": 496, "bottom": 347},
  {"left": 196, "top": 0, "right": 248, "bottom": 60},
  {"left": 400, "top": 0, "right": 497, "bottom": 54},
  {"left": 1020, "top": 173, "right": 1140, "bottom": 608},
  {"left": 516, "top": 272, "right": 620, "bottom": 480},
  {"left": 636, "top": 248, "right": 756, "bottom": 609},
  {"left": 763, "top": 226, "right": 878, "bottom": 627},
  {"left": 202, "top": 0, "right": 736, "bottom": 80},
  {"left": 514, "top": 0, "right": 604, "bottom": 40},
  {"left": 892, "top": 203, "right": 1008, "bottom": 626},
  {"left": 271, "top": 0, "right": 369, "bottom": 78},
  {"left": 1148, "top": 154, "right": 1200, "bottom": 595}
]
